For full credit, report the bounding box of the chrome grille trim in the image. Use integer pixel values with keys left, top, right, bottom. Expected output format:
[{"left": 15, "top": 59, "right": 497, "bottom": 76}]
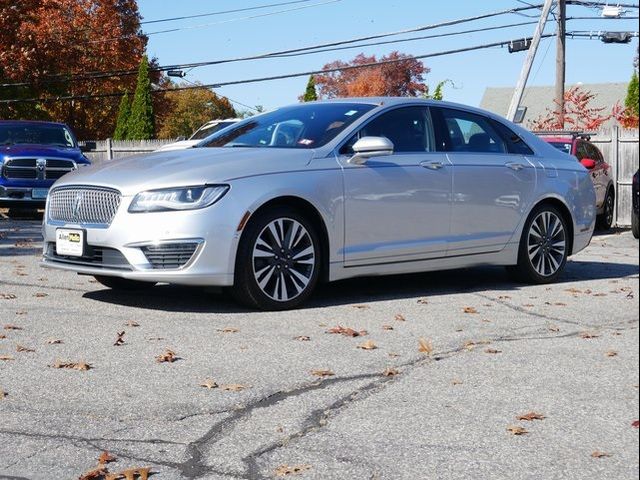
[
  {"left": 141, "top": 242, "right": 201, "bottom": 270},
  {"left": 2, "top": 157, "right": 76, "bottom": 180},
  {"left": 48, "top": 186, "right": 122, "bottom": 227}
]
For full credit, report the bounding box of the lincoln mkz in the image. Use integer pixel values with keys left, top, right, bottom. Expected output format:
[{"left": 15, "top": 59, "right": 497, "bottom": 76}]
[{"left": 41, "top": 98, "right": 596, "bottom": 310}]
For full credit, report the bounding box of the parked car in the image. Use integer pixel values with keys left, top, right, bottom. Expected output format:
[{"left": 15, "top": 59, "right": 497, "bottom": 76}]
[
  {"left": 536, "top": 132, "right": 615, "bottom": 230},
  {"left": 1, "top": 120, "right": 90, "bottom": 217},
  {"left": 41, "top": 98, "right": 596, "bottom": 310},
  {"left": 633, "top": 169, "right": 639, "bottom": 239},
  {"left": 156, "top": 119, "right": 241, "bottom": 151}
]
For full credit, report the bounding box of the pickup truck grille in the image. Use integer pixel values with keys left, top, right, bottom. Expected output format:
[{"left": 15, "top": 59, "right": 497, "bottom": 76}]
[
  {"left": 48, "top": 186, "right": 121, "bottom": 227},
  {"left": 2, "top": 157, "right": 76, "bottom": 181}
]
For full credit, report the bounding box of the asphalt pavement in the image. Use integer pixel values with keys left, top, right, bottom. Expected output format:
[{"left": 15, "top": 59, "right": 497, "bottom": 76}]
[{"left": 0, "top": 213, "right": 638, "bottom": 480}]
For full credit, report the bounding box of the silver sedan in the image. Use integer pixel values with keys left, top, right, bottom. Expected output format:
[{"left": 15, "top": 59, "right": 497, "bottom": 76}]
[{"left": 41, "top": 98, "right": 596, "bottom": 310}]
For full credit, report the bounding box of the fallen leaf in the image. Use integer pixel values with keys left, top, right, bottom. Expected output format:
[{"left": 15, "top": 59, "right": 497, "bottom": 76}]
[
  {"left": 156, "top": 349, "right": 178, "bottom": 363},
  {"left": 221, "top": 384, "right": 247, "bottom": 392},
  {"left": 417, "top": 298, "right": 429, "bottom": 304},
  {"left": 0, "top": 355, "right": 14, "bottom": 361},
  {"left": 549, "top": 325, "right": 561, "bottom": 333},
  {"left": 382, "top": 367, "right": 399, "bottom": 377},
  {"left": 50, "top": 360, "right": 91, "bottom": 371},
  {"left": 517, "top": 412, "right": 546, "bottom": 421},
  {"left": 463, "top": 340, "right": 476, "bottom": 351},
  {"left": 113, "top": 331, "right": 126, "bottom": 347},
  {"left": 418, "top": 338, "right": 433, "bottom": 355},
  {"left": 294, "top": 335, "right": 311, "bottom": 341},
  {"left": 15, "top": 311, "right": 27, "bottom": 315},
  {"left": 554, "top": 302, "right": 567, "bottom": 306},
  {"left": 311, "top": 369, "right": 334, "bottom": 377},
  {"left": 218, "top": 327, "right": 239, "bottom": 334},
  {"left": 125, "top": 321, "right": 140, "bottom": 327},
  {"left": 395, "top": 314, "right": 406, "bottom": 322},
  {"left": 78, "top": 466, "right": 107, "bottom": 480},
  {"left": 580, "top": 332, "right": 599, "bottom": 339},
  {"left": 45, "top": 338, "right": 63, "bottom": 345},
  {"left": 632, "top": 420, "right": 639, "bottom": 428},
  {"left": 0, "top": 334, "right": 6, "bottom": 339},
  {"left": 0, "top": 389, "right": 6, "bottom": 399},
  {"left": 592, "top": 293, "right": 607, "bottom": 297},
  {"left": 199, "top": 379, "right": 219, "bottom": 389},
  {"left": 498, "top": 295, "right": 511, "bottom": 300},
  {"left": 357, "top": 339, "right": 377, "bottom": 350},
  {"left": 591, "top": 451, "right": 611, "bottom": 458},
  {"left": 274, "top": 464, "right": 311, "bottom": 477},
  {"left": 506, "top": 425, "right": 529, "bottom": 435},
  {"left": 16, "top": 344, "right": 35, "bottom": 353},
  {"left": 3, "top": 324, "right": 22, "bottom": 330},
  {"left": 147, "top": 337, "right": 165, "bottom": 341},
  {"left": 605, "top": 350, "right": 618, "bottom": 357},
  {"left": 98, "top": 450, "right": 117, "bottom": 465},
  {"left": 451, "top": 379, "right": 463, "bottom": 385},
  {"left": 135, "top": 467, "right": 151, "bottom": 480},
  {"left": 565, "top": 288, "right": 582, "bottom": 295},
  {"left": 326, "top": 325, "right": 365, "bottom": 337},
  {"left": 485, "top": 348, "right": 502, "bottom": 354},
  {"left": 522, "top": 304, "right": 535, "bottom": 308},
  {"left": 382, "top": 325, "right": 394, "bottom": 331},
  {"left": 33, "top": 292, "right": 48, "bottom": 298},
  {"left": 463, "top": 307, "right": 478, "bottom": 314},
  {"left": 388, "top": 352, "right": 400, "bottom": 358},
  {"left": 352, "top": 304, "right": 370, "bottom": 310}
]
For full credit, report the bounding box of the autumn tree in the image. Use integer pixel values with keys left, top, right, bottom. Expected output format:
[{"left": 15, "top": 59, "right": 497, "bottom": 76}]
[
  {"left": 127, "top": 56, "right": 155, "bottom": 140},
  {"left": 157, "top": 84, "right": 237, "bottom": 139},
  {"left": 0, "top": 0, "right": 149, "bottom": 139},
  {"left": 300, "top": 76, "right": 318, "bottom": 102},
  {"left": 529, "top": 86, "right": 618, "bottom": 131},
  {"left": 113, "top": 91, "right": 131, "bottom": 140},
  {"left": 314, "top": 52, "right": 429, "bottom": 99}
]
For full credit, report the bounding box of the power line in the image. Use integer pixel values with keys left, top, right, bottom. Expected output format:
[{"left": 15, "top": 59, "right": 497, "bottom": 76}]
[
  {"left": 0, "top": 4, "right": 547, "bottom": 88},
  {"left": 0, "top": 35, "right": 560, "bottom": 105}
]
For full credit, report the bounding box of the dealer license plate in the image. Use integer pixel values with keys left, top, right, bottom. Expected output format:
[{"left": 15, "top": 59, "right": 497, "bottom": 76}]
[{"left": 56, "top": 229, "right": 84, "bottom": 257}]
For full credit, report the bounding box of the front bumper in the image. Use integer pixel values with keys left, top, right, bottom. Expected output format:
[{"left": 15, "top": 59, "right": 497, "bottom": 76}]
[{"left": 41, "top": 195, "right": 241, "bottom": 287}]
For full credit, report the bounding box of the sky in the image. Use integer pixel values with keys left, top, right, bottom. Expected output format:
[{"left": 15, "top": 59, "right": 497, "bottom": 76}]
[{"left": 137, "top": 0, "right": 639, "bottom": 113}]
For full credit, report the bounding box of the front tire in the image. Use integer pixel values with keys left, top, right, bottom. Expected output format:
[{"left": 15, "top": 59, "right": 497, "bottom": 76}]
[
  {"left": 507, "top": 204, "right": 569, "bottom": 284},
  {"left": 230, "top": 208, "right": 321, "bottom": 310},
  {"left": 93, "top": 275, "right": 156, "bottom": 291},
  {"left": 596, "top": 189, "right": 614, "bottom": 231}
]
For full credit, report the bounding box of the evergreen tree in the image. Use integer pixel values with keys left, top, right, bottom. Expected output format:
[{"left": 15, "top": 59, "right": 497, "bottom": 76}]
[
  {"left": 625, "top": 70, "right": 639, "bottom": 117},
  {"left": 302, "top": 76, "right": 318, "bottom": 102},
  {"left": 127, "top": 56, "right": 155, "bottom": 140},
  {"left": 113, "top": 91, "right": 131, "bottom": 140}
]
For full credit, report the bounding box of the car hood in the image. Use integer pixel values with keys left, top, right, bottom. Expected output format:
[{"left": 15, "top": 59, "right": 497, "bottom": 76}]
[
  {"left": 53, "top": 147, "right": 316, "bottom": 195},
  {"left": 1, "top": 144, "right": 87, "bottom": 162}
]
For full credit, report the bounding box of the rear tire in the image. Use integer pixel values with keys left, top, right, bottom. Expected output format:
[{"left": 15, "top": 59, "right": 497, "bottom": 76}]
[
  {"left": 93, "top": 275, "right": 156, "bottom": 291},
  {"left": 632, "top": 210, "right": 639, "bottom": 239},
  {"left": 230, "top": 207, "right": 321, "bottom": 311},
  {"left": 596, "top": 189, "right": 614, "bottom": 231},
  {"left": 507, "top": 204, "right": 569, "bottom": 284}
]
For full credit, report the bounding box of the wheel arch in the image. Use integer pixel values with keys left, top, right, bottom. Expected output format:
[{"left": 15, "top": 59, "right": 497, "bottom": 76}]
[
  {"left": 528, "top": 197, "right": 575, "bottom": 256},
  {"left": 238, "top": 195, "right": 331, "bottom": 282}
]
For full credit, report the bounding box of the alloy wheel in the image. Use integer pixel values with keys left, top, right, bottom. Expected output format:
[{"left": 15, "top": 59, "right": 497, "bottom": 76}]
[
  {"left": 252, "top": 218, "right": 316, "bottom": 302},
  {"left": 605, "top": 194, "right": 614, "bottom": 227},
  {"left": 527, "top": 211, "right": 566, "bottom": 277}
]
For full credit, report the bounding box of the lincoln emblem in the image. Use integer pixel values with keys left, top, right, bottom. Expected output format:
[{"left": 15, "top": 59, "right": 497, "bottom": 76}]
[{"left": 72, "top": 192, "right": 83, "bottom": 219}]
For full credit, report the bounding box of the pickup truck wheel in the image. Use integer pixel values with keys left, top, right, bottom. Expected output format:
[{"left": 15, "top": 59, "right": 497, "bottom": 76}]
[{"left": 93, "top": 275, "right": 156, "bottom": 291}]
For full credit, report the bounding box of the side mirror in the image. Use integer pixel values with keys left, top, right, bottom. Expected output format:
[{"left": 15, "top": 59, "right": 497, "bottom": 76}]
[
  {"left": 580, "top": 158, "right": 596, "bottom": 170},
  {"left": 349, "top": 136, "right": 394, "bottom": 165}
]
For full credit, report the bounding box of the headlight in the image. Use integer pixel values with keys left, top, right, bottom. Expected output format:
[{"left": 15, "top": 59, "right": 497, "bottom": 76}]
[{"left": 128, "top": 185, "right": 229, "bottom": 213}]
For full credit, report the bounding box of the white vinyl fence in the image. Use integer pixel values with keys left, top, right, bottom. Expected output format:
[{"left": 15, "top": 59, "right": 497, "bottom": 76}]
[{"left": 80, "top": 127, "right": 640, "bottom": 227}]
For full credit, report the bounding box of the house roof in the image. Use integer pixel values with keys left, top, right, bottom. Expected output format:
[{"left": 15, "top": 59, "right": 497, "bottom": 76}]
[{"left": 480, "top": 82, "right": 628, "bottom": 127}]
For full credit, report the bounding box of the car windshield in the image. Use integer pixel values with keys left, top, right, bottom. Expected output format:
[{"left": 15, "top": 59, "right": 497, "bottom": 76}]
[
  {"left": 547, "top": 141, "right": 573, "bottom": 155},
  {"left": 0, "top": 124, "right": 76, "bottom": 148},
  {"left": 190, "top": 121, "right": 238, "bottom": 140},
  {"left": 200, "top": 103, "right": 376, "bottom": 149}
]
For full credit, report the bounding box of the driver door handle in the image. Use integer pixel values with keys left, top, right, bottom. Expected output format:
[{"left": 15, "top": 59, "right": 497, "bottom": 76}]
[
  {"left": 505, "top": 162, "right": 525, "bottom": 171},
  {"left": 420, "top": 160, "right": 444, "bottom": 170}
]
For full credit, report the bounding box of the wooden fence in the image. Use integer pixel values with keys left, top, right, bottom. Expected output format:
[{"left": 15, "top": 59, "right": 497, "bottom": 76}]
[
  {"left": 590, "top": 126, "right": 639, "bottom": 227},
  {"left": 81, "top": 128, "right": 639, "bottom": 227}
]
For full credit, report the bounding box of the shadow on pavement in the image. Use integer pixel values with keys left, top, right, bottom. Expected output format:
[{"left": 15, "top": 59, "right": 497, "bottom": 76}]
[{"left": 82, "top": 259, "right": 639, "bottom": 314}]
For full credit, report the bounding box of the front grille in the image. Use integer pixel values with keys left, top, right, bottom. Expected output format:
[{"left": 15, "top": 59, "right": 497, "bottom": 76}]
[
  {"left": 45, "top": 243, "right": 131, "bottom": 270},
  {"left": 3, "top": 158, "right": 76, "bottom": 180},
  {"left": 141, "top": 243, "right": 199, "bottom": 269},
  {"left": 48, "top": 186, "right": 121, "bottom": 226}
]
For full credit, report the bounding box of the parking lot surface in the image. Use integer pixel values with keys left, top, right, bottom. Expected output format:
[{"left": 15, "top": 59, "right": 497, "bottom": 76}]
[{"left": 1, "top": 214, "right": 638, "bottom": 480}]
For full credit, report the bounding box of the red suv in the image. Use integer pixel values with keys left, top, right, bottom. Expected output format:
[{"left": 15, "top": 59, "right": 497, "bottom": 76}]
[{"left": 537, "top": 132, "right": 615, "bottom": 230}]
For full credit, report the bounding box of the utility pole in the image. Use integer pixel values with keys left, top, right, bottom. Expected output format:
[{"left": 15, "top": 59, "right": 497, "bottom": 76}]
[
  {"left": 555, "top": 0, "right": 566, "bottom": 128},
  {"left": 507, "top": 0, "right": 555, "bottom": 121}
]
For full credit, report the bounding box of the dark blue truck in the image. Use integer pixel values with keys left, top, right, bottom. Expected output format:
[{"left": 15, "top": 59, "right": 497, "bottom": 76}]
[{"left": 1, "top": 120, "right": 91, "bottom": 216}]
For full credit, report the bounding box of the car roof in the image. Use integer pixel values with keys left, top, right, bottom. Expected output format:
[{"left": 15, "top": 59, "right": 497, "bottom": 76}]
[{"left": 0, "top": 119, "right": 69, "bottom": 127}]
